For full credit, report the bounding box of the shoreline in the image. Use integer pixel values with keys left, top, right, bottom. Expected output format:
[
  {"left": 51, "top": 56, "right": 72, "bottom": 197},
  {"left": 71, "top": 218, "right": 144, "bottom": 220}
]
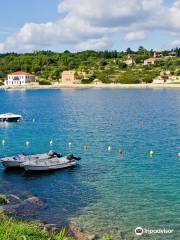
[
  {"left": 1, "top": 83, "right": 180, "bottom": 90},
  {"left": 0, "top": 193, "right": 94, "bottom": 240}
]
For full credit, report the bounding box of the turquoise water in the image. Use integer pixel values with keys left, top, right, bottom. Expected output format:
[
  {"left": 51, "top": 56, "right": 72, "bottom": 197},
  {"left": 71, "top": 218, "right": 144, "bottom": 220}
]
[{"left": 0, "top": 89, "right": 180, "bottom": 239}]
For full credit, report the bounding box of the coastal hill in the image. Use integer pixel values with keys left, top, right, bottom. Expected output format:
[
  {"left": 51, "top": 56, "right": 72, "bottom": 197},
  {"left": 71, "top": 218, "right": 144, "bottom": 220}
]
[{"left": 0, "top": 47, "right": 180, "bottom": 85}]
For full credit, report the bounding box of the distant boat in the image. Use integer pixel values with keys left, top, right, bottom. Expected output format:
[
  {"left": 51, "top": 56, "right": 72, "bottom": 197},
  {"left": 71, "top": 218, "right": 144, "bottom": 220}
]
[{"left": 0, "top": 113, "right": 22, "bottom": 122}]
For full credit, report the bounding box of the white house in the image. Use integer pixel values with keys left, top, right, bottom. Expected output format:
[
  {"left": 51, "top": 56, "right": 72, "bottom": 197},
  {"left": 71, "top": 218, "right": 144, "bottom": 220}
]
[
  {"left": 4, "top": 71, "right": 35, "bottom": 86},
  {"left": 153, "top": 51, "right": 162, "bottom": 58},
  {"left": 144, "top": 58, "right": 157, "bottom": 65}
]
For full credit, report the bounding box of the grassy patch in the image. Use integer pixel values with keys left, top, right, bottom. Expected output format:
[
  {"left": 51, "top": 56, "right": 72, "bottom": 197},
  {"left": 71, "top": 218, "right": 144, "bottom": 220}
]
[
  {"left": 0, "top": 214, "right": 74, "bottom": 240},
  {"left": 0, "top": 213, "right": 112, "bottom": 240},
  {"left": 0, "top": 214, "right": 51, "bottom": 240}
]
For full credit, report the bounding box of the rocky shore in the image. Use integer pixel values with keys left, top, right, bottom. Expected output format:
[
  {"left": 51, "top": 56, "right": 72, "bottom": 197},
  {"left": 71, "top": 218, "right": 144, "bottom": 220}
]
[
  {"left": 1, "top": 82, "right": 180, "bottom": 90},
  {"left": 0, "top": 193, "right": 101, "bottom": 240}
]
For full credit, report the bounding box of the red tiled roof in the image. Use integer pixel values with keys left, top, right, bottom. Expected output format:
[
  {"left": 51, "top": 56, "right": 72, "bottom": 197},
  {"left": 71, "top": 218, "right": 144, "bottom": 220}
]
[{"left": 8, "top": 71, "right": 34, "bottom": 76}]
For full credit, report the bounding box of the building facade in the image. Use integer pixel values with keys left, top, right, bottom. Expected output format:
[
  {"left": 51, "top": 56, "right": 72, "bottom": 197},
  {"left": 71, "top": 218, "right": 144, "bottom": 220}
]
[
  {"left": 125, "top": 54, "right": 136, "bottom": 65},
  {"left": 144, "top": 58, "right": 157, "bottom": 65},
  {"left": 153, "top": 71, "right": 180, "bottom": 83},
  {"left": 153, "top": 51, "right": 162, "bottom": 58},
  {"left": 61, "top": 70, "right": 79, "bottom": 84},
  {"left": 4, "top": 71, "right": 35, "bottom": 86}
]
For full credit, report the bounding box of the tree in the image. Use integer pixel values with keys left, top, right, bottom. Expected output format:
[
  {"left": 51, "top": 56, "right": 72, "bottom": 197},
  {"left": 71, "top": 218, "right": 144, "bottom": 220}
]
[
  {"left": 126, "top": 48, "right": 133, "bottom": 54},
  {"left": 138, "top": 46, "right": 145, "bottom": 52}
]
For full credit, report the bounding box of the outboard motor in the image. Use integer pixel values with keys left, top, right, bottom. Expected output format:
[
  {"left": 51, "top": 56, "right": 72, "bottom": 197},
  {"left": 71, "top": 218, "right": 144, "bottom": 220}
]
[
  {"left": 73, "top": 156, "right": 81, "bottom": 161},
  {"left": 67, "top": 154, "right": 81, "bottom": 161},
  {"left": 57, "top": 153, "right": 62, "bottom": 158}
]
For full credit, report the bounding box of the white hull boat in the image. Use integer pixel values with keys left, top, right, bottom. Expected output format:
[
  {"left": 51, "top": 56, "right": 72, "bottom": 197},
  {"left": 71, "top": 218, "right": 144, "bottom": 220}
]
[
  {"left": 21, "top": 157, "right": 77, "bottom": 171},
  {"left": 0, "top": 153, "right": 50, "bottom": 168},
  {"left": 1, "top": 151, "right": 81, "bottom": 171},
  {"left": 0, "top": 113, "right": 22, "bottom": 122}
]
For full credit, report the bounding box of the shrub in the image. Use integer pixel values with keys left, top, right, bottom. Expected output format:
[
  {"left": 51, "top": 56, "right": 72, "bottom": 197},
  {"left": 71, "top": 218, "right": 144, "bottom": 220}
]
[
  {"left": 118, "top": 71, "right": 140, "bottom": 84},
  {"left": 101, "top": 235, "right": 112, "bottom": 240},
  {"left": 38, "top": 80, "right": 52, "bottom": 85},
  {"left": 81, "top": 75, "right": 96, "bottom": 84},
  {"left": 81, "top": 78, "right": 93, "bottom": 84},
  {"left": 97, "top": 71, "right": 112, "bottom": 83},
  {"left": 118, "top": 62, "right": 127, "bottom": 69},
  {"left": 0, "top": 195, "right": 8, "bottom": 205}
]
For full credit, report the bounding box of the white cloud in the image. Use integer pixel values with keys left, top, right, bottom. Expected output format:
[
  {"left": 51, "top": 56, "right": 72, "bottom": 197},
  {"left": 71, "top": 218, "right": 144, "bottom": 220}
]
[
  {"left": 75, "top": 37, "right": 111, "bottom": 50},
  {"left": 125, "top": 31, "right": 146, "bottom": 41},
  {"left": 171, "top": 39, "right": 180, "bottom": 47},
  {"left": 0, "top": 0, "right": 180, "bottom": 52},
  {"left": 169, "top": 0, "right": 180, "bottom": 31}
]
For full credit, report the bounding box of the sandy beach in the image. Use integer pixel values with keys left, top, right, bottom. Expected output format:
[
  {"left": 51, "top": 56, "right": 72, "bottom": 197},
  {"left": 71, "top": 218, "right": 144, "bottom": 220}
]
[{"left": 1, "top": 83, "right": 180, "bottom": 90}]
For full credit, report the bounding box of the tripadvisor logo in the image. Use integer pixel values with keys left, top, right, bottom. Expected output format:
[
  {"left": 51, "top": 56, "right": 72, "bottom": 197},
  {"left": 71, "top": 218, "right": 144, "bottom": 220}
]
[
  {"left": 135, "top": 227, "right": 174, "bottom": 236},
  {"left": 135, "top": 227, "right": 144, "bottom": 236}
]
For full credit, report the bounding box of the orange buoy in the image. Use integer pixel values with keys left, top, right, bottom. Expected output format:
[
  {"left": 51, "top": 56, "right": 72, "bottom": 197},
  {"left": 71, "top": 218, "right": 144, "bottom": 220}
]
[
  {"left": 118, "top": 148, "right": 123, "bottom": 156},
  {"left": 108, "top": 121, "right": 112, "bottom": 127},
  {"left": 83, "top": 144, "right": 88, "bottom": 151},
  {"left": 140, "top": 120, "right": 144, "bottom": 128}
]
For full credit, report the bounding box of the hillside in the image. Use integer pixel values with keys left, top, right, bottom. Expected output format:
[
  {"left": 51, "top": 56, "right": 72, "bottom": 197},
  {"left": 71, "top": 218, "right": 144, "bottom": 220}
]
[{"left": 0, "top": 47, "right": 180, "bottom": 84}]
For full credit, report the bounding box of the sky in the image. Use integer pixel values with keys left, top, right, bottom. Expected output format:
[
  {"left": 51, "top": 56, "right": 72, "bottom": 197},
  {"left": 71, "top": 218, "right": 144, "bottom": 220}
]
[{"left": 0, "top": 0, "right": 180, "bottom": 53}]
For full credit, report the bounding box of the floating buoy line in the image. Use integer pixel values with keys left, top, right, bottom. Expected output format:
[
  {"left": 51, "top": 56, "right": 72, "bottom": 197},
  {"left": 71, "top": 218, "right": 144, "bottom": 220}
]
[
  {"left": 1, "top": 117, "right": 180, "bottom": 159},
  {"left": 1, "top": 139, "right": 180, "bottom": 158}
]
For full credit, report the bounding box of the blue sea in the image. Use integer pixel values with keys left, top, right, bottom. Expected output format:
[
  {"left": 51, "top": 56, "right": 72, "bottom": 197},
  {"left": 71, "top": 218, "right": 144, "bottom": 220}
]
[{"left": 0, "top": 89, "right": 180, "bottom": 239}]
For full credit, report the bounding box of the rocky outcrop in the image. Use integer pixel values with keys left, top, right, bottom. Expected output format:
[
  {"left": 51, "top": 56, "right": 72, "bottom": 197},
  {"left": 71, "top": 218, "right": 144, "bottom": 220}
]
[
  {"left": 0, "top": 193, "right": 100, "bottom": 240},
  {"left": 43, "top": 223, "right": 60, "bottom": 233},
  {"left": 2, "top": 195, "right": 44, "bottom": 217},
  {"left": 68, "top": 224, "right": 100, "bottom": 240},
  {"left": 6, "top": 194, "right": 21, "bottom": 205}
]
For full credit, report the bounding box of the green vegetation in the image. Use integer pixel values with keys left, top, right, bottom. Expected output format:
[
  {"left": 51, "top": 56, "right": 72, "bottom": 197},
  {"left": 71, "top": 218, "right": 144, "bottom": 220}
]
[
  {"left": 0, "top": 47, "right": 179, "bottom": 84},
  {"left": 0, "top": 214, "right": 76, "bottom": 240},
  {"left": 0, "top": 214, "right": 54, "bottom": 240},
  {"left": 0, "top": 195, "right": 8, "bottom": 205},
  {"left": 0, "top": 214, "right": 112, "bottom": 240},
  {"left": 101, "top": 235, "right": 113, "bottom": 240},
  {"left": 39, "top": 80, "right": 52, "bottom": 85}
]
